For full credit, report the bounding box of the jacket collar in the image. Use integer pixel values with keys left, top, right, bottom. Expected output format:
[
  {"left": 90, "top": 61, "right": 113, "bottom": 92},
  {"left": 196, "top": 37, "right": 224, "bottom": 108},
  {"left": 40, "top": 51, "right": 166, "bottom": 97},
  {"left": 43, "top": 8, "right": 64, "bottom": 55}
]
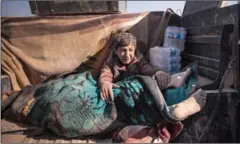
[{"left": 115, "top": 56, "right": 138, "bottom": 71}]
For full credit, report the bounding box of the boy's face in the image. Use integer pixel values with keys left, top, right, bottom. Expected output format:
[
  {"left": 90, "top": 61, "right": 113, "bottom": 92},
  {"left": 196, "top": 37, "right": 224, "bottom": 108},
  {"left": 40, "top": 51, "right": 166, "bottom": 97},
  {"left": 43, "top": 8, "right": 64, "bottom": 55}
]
[{"left": 115, "top": 44, "right": 136, "bottom": 64}]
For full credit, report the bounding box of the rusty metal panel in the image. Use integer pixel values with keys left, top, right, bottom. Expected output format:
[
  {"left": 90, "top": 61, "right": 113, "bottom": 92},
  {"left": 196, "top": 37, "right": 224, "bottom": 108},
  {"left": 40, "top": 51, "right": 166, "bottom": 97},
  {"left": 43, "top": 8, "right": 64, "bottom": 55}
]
[
  {"left": 182, "top": 1, "right": 222, "bottom": 16},
  {"left": 182, "top": 4, "right": 239, "bottom": 28},
  {"left": 182, "top": 24, "right": 233, "bottom": 85},
  {"left": 182, "top": 4, "right": 239, "bottom": 94},
  {"left": 29, "top": 1, "right": 120, "bottom": 15}
]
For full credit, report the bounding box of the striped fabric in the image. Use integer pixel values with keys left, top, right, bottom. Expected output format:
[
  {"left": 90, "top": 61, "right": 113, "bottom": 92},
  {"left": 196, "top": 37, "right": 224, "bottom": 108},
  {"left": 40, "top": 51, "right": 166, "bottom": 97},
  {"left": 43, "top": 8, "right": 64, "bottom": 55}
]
[{"left": 1, "top": 13, "right": 147, "bottom": 89}]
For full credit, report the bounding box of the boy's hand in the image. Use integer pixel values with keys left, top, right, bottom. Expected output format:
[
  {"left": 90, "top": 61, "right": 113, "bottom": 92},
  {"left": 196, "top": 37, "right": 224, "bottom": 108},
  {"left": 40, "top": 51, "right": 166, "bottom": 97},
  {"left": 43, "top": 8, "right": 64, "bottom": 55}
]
[
  {"left": 154, "top": 71, "right": 170, "bottom": 90},
  {"left": 100, "top": 81, "right": 119, "bottom": 102}
]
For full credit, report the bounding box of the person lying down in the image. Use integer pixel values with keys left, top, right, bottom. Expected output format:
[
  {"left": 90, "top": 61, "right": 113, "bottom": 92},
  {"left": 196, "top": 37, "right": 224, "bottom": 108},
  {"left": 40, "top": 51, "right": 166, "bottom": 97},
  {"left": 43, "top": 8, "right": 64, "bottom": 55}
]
[
  {"left": 1, "top": 66, "right": 206, "bottom": 143},
  {"left": 1, "top": 32, "right": 206, "bottom": 143}
]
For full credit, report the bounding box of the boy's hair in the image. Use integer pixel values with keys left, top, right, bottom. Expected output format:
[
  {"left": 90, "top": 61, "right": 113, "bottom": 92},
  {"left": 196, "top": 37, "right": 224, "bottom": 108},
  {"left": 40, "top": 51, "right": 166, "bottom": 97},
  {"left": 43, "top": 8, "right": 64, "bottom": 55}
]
[
  {"left": 106, "top": 31, "right": 143, "bottom": 64},
  {"left": 111, "top": 31, "right": 137, "bottom": 50}
]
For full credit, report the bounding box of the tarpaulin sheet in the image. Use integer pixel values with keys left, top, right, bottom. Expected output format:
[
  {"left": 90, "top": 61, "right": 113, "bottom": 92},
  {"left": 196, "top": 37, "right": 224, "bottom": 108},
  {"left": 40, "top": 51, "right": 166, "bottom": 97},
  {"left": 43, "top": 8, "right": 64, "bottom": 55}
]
[{"left": 1, "top": 12, "right": 169, "bottom": 90}]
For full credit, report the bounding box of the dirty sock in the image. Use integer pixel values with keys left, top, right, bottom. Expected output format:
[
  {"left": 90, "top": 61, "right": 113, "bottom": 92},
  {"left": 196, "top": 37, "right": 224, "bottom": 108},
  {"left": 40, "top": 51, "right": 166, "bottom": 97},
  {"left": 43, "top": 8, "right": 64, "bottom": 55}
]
[
  {"left": 169, "top": 89, "right": 206, "bottom": 120},
  {"left": 167, "top": 67, "right": 192, "bottom": 88}
]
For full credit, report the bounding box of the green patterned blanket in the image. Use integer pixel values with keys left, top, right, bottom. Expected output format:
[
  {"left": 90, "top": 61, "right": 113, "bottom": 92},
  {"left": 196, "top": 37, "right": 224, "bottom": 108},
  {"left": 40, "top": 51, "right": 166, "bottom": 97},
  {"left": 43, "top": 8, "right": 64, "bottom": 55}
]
[{"left": 2, "top": 65, "right": 198, "bottom": 138}]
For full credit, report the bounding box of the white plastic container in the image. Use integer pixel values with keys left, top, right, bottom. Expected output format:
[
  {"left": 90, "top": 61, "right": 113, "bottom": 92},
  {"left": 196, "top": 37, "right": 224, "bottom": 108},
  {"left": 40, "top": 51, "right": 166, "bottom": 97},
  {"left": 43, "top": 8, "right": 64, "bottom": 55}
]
[
  {"left": 150, "top": 46, "right": 181, "bottom": 74},
  {"left": 159, "top": 64, "right": 181, "bottom": 74},
  {"left": 163, "top": 26, "right": 186, "bottom": 51},
  {"left": 163, "top": 26, "right": 177, "bottom": 48},
  {"left": 178, "top": 27, "right": 186, "bottom": 51}
]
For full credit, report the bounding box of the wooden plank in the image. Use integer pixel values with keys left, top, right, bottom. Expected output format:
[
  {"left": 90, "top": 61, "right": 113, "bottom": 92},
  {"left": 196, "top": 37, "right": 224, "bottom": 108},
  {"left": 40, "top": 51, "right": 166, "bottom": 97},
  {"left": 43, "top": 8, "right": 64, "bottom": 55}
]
[
  {"left": 60, "top": 139, "right": 72, "bottom": 143},
  {"left": 54, "top": 139, "right": 72, "bottom": 143},
  {"left": 94, "top": 139, "right": 112, "bottom": 143},
  {"left": 1, "top": 119, "right": 38, "bottom": 134},
  {"left": 43, "top": 139, "right": 57, "bottom": 143},
  {"left": 38, "top": 135, "right": 60, "bottom": 143},
  {"left": 71, "top": 139, "right": 88, "bottom": 143},
  {"left": 1, "top": 133, "right": 108, "bottom": 143},
  {"left": 87, "top": 139, "right": 96, "bottom": 143},
  {"left": 1, "top": 134, "right": 27, "bottom": 143},
  {"left": 22, "top": 137, "right": 40, "bottom": 143},
  {"left": 21, "top": 135, "right": 61, "bottom": 143},
  {"left": 38, "top": 138, "right": 51, "bottom": 143}
]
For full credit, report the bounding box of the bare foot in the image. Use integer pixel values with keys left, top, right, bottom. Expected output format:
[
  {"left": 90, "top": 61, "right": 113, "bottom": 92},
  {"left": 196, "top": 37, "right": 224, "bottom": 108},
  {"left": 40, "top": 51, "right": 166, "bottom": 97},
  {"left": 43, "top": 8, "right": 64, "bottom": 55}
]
[
  {"left": 167, "top": 68, "right": 192, "bottom": 88},
  {"left": 2, "top": 94, "right": 9, "bottom": 102},
  {"left": 1, "top": 91, "right": 17, "bottom": 102},
  {"left": 169, "top": 89, "right": 206, "bottom": 120}
]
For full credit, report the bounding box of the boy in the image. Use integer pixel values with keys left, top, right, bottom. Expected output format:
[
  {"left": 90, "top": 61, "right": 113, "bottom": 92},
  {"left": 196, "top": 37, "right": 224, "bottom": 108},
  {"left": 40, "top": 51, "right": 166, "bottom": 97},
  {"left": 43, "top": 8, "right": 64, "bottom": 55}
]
[{"left": 99, "top": 31, "right": 191, "bottom": 102}]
